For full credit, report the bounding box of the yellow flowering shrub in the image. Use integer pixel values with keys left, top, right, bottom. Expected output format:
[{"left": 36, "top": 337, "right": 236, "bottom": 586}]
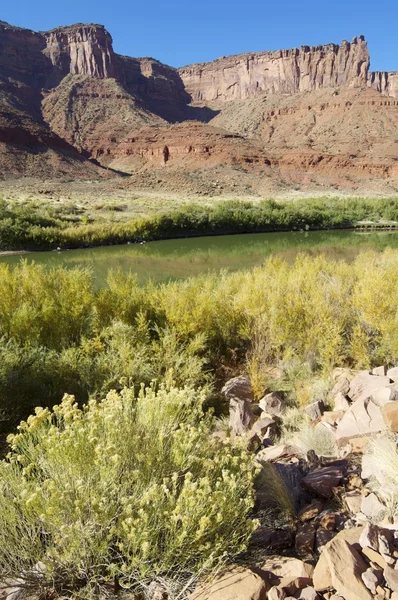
[{"left": 0, "top": 386, "right": 257, "bottom": 597}]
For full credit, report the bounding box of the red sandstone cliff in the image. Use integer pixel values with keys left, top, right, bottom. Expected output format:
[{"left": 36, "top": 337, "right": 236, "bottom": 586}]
[
  {"left": 42, "top": 24, "right": 118, "bottom": 86},
  {"left": 178, "top": 37, "right": 370, "bottom": 103},
  {"left": 1, "top": 19, "right": 398, "bottom": 192}
]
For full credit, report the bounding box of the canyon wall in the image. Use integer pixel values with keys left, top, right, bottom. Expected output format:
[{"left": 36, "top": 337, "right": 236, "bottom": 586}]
[
  {"left": 0, "top": 21, "right": 187, "bottom": 107},
  {"left": 368, "top": 71, "right": 398, "bottom": 99},
  {"left": 0, "top": 21, "right": 51, "bottom": 88},
  {"left": 42, "top": 24, "right": 118, "bottom": 86},
  {"left": 178, "top": 37, "right": 370, "bottom": 103},
  {"left": 0, "top": 21, "right": 119, "bottom": 88},
  {"left": 2, "top": 21, "right": 398, "bottom": 106}
]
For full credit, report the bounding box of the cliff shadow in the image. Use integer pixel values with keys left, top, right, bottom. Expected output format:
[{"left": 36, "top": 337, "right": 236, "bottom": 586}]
[{"left": 142, "top": 97, "right": 220, "bottom": 124}]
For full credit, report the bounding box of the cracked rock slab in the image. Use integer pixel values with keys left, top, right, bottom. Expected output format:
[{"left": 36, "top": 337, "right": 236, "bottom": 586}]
[{"left": 335, "top": 396, "right": 385, "bottom": 441}]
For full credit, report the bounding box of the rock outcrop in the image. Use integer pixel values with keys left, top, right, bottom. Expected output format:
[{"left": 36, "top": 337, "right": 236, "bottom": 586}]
[
  {"left": 368, "top": 71, "right": 398, "bottom": 99},
  {"left": 42, "top": 24, "right": 118, "bottom": 86},
  {"left": 179, "top": 37, "right": 369, "bottom": 103}
]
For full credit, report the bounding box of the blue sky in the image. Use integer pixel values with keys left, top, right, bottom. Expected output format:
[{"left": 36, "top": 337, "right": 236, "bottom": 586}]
[{"left": 2, "top": 0, "right": 397, "bottom": 71}]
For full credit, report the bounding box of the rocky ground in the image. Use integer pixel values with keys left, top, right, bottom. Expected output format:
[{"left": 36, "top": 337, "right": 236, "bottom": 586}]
[
  {"left": 2, "top": 356, "right": 398, "bottom": 600},
  {"left": 198, "top": 367, "right": 398, "bottom": 600}
]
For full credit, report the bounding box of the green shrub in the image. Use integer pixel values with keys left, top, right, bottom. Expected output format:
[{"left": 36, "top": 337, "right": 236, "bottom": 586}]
[
  {"left": 64, "top": 321, "right": 210, "bottom": 397},
  {"left": 0, "top": 387, "right": 258, "bottom": 597},
  {"left": 2, "top": 251, "right": 398, "bottom": 430},
  {"left": 0, "top": 338, "right": 86, "bottom": 434},
  {"left": 0, "top": 262, "right": 95, "bottom": 350},
  {"left": 2, "top": 197, "right": 398, "bottom": 251}
]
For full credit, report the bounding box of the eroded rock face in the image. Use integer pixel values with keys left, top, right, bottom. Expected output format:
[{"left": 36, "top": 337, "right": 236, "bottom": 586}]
[
  {"left": 368, "top": 71, "right": 398, "bottom": 99},
  {"left": 179, "top": 37, "right": 369, "bottom": 104},
  {"left": 42, "top": 24, "right": 118, "bottom": 85},
  {"left": 0, "top": 21, "right": 119, "bottom": 89}
]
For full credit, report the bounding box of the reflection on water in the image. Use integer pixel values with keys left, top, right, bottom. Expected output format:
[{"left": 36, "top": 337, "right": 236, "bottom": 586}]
[{"left": 1, "top": 230, "right": 398, "bottom": 286}]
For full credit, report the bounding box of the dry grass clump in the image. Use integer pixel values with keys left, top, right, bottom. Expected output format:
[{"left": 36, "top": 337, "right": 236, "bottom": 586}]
[
  {"left": 291, "top": 424, "right": 338, "bottom": 458},
  {"left": 364, "top": 434, "right": 398, "bottom": 517}
]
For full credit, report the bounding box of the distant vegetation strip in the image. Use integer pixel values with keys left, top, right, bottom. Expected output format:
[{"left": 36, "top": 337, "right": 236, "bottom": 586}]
[{"left": 2, "top": 197, "right": 398, "bottom": 251}]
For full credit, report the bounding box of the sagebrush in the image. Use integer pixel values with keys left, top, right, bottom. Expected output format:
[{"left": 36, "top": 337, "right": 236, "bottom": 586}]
[{"left": 0, "top": 386, "right": 258, "bottom": 597}]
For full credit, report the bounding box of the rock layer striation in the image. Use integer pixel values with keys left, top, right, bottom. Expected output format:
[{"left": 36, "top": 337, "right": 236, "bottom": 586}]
[
  {"left": 1, "top": 19, "right": 398, "bottom": 188},
  {"left": 179, "top": 37, "right": 370, "bottom": 103}
]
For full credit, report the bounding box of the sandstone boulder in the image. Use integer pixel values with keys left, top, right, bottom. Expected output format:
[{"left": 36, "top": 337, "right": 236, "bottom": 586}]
[
  {"left": 261, "top": 556, "right": 314, "bottom": 579},
  {"left": 348, "top": 436, "right": 370, "bottom": 454},
  {"left": 313, "top": 528, "right": 372, "bottom": 599},
  {"left": 295, "top": 523, "right": 316, "bottom": 555},
  {"left": 361, "top": 545, "right": 388, "bottom": 569},
  {"left": 348, "top": 371, "right": 391, "bottom": 403},
  {"left": 296, "top": 588, "right": 320, "bottom": 600},
  {"left": 361, "top": 453, "right": 374, "bottom": 480},
  {"left": 360, "top": 493, "right": 386, "bottom": 522},
  {"left": 372, "top": 366, "right": 387, "bottom": 376},
  {"left": 382, "top": 402, "right": 398, "bottom": 432},
  {"left": 191, "top": 567, "right": 270, "bottom": 600},
  {"left": 371, "top": 384, "right": 398, "bottom": 407},
  {"left": 359, "top": 522, "right": 380, "bottom": 550},
  {"left": 266, "top": 588, "right": 284, "bottom": 600},
  {"left": 305, "top": 401, "right": 324, "bottom": 421},
  {"left": 302, "top": 465, "right": 344, "bottom": 498},
  {"left": 333, "top": 392, "right": 351, "bottom": 412},
  {"left": 335, "top": 396, "right": 385, "bottom": 441},
  {"left": 229, "top": 398, "right": 254, "bottom": 434},
  {"left": 278, "top": 576, "right": 313, "bottom": 596},
  {"left": 384, "top": 566, "right": 398, "bottom": 592},
  {"left": 256, "top": 444, "right": 297, "bottom": 463},
  {"left": 251, "top": 416, "right": 275, "bottom": 435},
  {"left": 315, "top": 529, "right": 336, "bottom": 553},
  {"left": 298, "top": 500, "right": 324, "bottom": 522},
  {"left": 387, "top": 367, "right": 398, "bottom": 382},
  {"left": 321, "top": 411, "right": 345, "bottom": 426},
  {"left": 259, "top": 392, "right": 284, "bottom": 416},
  {"left": 222, "top": 375, "right": 254, "bottom": 401},
  {"left": 343, "top": 492, "right": 363, "bottom": 514},
  {"left": 319, "top": 512, "right": 337, "bottom": 531},
  {"left": 331, "top": 370, "right": 352, "bottom": 396},
  {"left": 312, "top": 550, "right": 332, "bottom": 591},
  {"left": 361, "top": 567, "right": 383, "bottom": 595}
]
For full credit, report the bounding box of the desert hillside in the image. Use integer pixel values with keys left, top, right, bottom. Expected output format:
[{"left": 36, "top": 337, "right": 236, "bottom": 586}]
[{"left": 0, "top": 20, "right": 398, "bottom": 194}]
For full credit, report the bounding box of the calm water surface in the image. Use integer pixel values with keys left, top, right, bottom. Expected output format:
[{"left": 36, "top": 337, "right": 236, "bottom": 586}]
[{"left": 1, "top": 229, "right": 398, "bottom": 286}]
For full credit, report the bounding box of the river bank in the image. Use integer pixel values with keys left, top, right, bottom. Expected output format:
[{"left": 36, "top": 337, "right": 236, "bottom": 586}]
[{"left": 1, "top": 196, "right": 398, "bottom": 252}]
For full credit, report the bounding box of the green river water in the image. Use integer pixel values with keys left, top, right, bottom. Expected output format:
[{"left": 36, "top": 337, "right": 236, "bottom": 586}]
[{"left": 1, "top": 229, "right": 398, "bottom": 286}]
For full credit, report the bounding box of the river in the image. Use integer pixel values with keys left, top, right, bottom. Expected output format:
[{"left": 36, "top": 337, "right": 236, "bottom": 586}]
[{"left": 1, "top": 229, "right": 398, "bottom": 286}]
